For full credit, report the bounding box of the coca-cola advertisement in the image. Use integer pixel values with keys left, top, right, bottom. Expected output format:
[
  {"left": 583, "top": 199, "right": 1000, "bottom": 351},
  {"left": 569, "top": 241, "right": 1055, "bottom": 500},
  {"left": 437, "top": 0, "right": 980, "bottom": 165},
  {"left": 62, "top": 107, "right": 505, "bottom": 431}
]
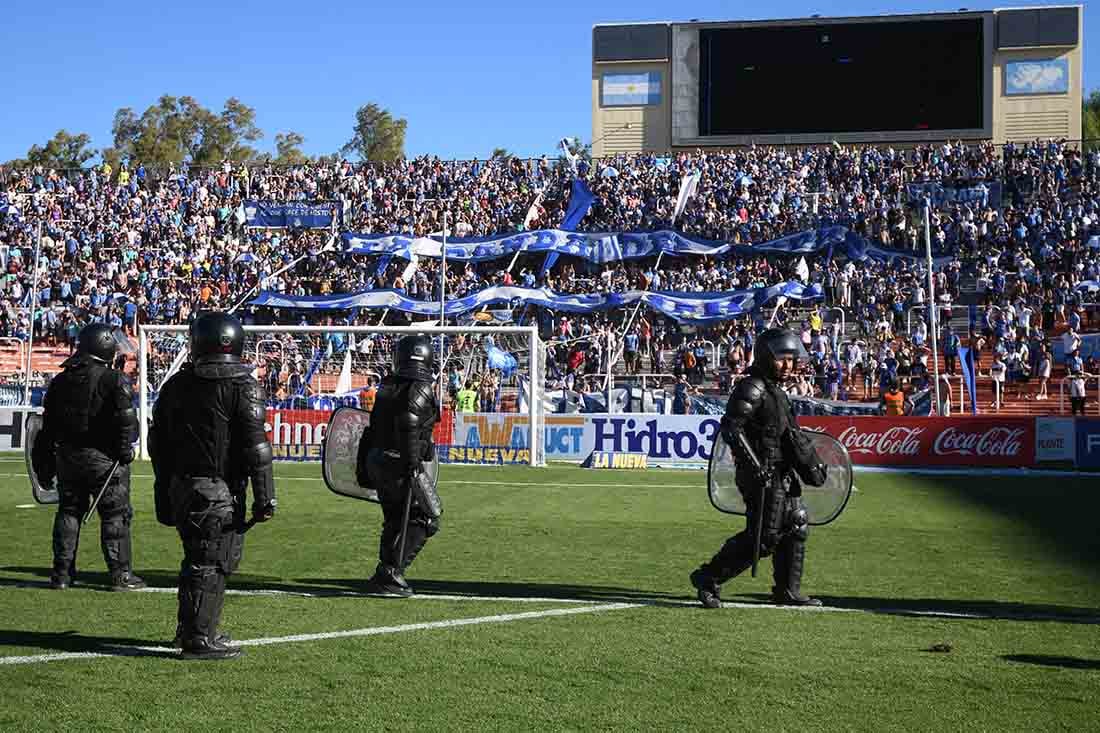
[{"left": 799, "top": 416, "right": 1036, "bottom": 468}]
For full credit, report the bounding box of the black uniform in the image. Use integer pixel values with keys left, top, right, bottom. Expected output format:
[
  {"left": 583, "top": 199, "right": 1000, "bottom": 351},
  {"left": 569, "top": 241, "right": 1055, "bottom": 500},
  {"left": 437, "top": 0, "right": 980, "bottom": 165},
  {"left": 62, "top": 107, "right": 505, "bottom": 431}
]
[
  {"left": 150, "top": 312, "right": 276, "bottom": 660},
  {"left": 359, "top": 335, "right": 440, "bottom": 597},
  {"left": 691, "top": 329, "right": 827, "bottom": 608},
  {"left": 32, "top": 323, "right": 144, "bottom": 591}
]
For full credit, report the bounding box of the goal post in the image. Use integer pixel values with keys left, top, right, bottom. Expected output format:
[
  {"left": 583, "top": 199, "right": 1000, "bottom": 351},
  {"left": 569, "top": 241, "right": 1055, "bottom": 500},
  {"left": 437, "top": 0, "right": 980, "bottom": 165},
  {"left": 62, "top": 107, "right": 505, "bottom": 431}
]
[{"left": 137, "top": 324, "right": 546, "bottom": 466}]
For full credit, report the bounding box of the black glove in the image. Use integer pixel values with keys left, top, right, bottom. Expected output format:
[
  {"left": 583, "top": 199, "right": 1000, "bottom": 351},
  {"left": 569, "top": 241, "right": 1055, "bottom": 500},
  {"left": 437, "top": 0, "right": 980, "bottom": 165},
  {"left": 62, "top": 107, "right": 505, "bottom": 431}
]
[
  {"left": 118, "top": 446, "right": 135, "bottom": 466},
  {"left": 785, "top": 429, "right": 828, "bottom": 488},
  {"left": 251, "top": 499, "right": 277, "bottom": 523}
]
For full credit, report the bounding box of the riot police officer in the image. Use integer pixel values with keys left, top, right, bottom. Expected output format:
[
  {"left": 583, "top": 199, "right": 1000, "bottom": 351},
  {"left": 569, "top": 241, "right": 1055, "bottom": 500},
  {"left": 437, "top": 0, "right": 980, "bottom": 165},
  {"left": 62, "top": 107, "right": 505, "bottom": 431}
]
[
  {"left": 150, "top": 312, "right": 276, "bottom": 660},
  {"left": 690, "top": 328, "right": 828, "bottom": 609},
  {"left": 358, "top": 334, "right": 441, "bottom": 597},
  {"left": 32, "top": 323, "right": 144, "bottom": 591}
]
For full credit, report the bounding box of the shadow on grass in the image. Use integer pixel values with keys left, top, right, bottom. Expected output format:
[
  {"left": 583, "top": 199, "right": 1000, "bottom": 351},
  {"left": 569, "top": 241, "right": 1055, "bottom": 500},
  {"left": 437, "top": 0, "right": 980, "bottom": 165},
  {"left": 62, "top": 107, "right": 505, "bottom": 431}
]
[
  {"left": 302, "top": 576, "right": 689, "bottom": 605},
  {"left": 0, "top": 629, "right": 177, "bottom": 660},
  {"left": 0, "top": 566, "right": 282, "bottom": 592},
  {"left": 916, "top": 475, "right": 1100, "bottom": 580},
  {"left": 736, "top": 592, "right": 1100, "bottom": 625},
  {"left": 1002, "top": 654, "right": 1100, "bottom": 670}
]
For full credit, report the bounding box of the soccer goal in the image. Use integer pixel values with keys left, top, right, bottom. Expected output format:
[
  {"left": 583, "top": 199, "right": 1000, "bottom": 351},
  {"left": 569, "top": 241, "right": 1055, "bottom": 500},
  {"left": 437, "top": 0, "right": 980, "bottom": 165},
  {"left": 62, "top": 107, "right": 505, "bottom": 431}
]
[{"left": 136, "top": 324, "right": 548, "bottom": 466}]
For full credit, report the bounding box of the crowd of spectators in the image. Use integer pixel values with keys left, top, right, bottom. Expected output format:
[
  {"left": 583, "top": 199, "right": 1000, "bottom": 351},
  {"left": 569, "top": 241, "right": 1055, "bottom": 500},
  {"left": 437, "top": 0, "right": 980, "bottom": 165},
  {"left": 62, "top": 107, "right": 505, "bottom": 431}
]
[{"left": 2, "top": 140, "right": 1100, "bottom": 408}]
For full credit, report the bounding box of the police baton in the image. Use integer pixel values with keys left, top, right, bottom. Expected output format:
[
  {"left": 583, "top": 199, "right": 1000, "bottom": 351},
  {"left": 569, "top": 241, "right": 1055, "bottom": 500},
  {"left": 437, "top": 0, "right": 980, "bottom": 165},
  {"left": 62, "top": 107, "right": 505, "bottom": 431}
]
[
  {"left": 396, "top": 472, "right": 415, "bottom": 570},
  {"left": 730, "top": 430, "right": 767, "bottom": 579},
  {"left": 82, "top": 461, "right": 120, "bottom": 525}
]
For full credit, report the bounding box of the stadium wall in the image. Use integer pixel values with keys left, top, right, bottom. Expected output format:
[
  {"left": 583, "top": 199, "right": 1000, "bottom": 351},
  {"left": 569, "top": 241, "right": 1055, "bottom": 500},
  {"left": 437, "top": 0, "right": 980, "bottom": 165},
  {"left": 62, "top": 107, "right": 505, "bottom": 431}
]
[{"left": 0, "top": 407, "right": 1093, "bottom": 469}]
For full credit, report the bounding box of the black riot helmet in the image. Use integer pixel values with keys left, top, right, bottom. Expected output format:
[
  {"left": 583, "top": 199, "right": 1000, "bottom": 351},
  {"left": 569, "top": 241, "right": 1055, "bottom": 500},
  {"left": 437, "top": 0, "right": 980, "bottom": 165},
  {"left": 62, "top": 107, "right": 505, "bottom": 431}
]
[
  {"left": 77, "top": 323, "right": 119, "bottom": 364},
  {"left": 189, "top": 311, "right": 245, "bottom": 364},
  {"left": 753, "top": 328, "right": 807, "bottom": 381},
  {"left": 394, "top": 334, "right": 434, "bottom": 381}
]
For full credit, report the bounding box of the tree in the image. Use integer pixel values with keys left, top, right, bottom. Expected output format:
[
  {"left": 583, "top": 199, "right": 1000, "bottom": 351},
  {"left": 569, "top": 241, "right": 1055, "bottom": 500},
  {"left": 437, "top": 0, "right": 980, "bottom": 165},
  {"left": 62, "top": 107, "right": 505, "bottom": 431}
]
[
  {"left": 1084, "top": 90, "right": 1100, "bottom": 152},
  {"left": 491, "top": 147, "right": 513, "bottom": 160},
  {"left": 104, "top": 95, "right": 264, "bottom": 170},
  {"left": 24, "top": 130, "right": 97, "bottom": 169},
  {"left": 341, "top": 103, "right": 406, "bottom": 163},
  {"left": 274, "top": 132, "right": 309, "bottom": 165}
]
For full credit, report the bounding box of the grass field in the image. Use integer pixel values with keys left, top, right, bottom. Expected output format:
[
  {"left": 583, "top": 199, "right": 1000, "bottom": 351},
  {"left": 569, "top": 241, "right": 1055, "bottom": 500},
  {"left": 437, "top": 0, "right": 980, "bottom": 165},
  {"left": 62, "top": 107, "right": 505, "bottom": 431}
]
[{"left": 0, "top": 458, "right": 1098, "bottom": 732}]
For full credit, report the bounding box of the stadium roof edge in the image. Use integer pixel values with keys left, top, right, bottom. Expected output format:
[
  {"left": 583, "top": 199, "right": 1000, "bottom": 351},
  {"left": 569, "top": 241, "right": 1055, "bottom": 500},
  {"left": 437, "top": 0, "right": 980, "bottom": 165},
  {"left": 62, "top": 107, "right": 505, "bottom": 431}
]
[{"left": 593, "top": 6, "right": 1082, "bottom": 29}]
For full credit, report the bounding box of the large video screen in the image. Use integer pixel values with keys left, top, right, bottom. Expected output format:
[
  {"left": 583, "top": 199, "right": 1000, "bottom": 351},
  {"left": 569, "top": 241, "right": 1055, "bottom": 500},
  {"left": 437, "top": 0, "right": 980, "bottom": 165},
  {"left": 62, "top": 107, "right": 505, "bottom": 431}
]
[{"left": 699, "top": 18, "right": 985, "bottom": 135}]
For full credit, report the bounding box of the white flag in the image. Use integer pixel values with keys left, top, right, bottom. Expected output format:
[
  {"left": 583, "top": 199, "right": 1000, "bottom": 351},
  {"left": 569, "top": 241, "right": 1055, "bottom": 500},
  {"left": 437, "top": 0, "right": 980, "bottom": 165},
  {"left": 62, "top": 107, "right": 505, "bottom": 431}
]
[
  {"left": 672, "top": 172, "right": 701, "bottom": 224},
  {"left": 335, "top": 348, "right": 353, "bottom": 394},
  {"left": 523, "top": 191, "right": 544, "bottom": 229},
  {"left": 401, "top": 254, "right": 419, "bottom": 282},
  {"left": 796, "top": 256, "right": 810, "bottom": 283},
  {"left": 559, "top": 137, "right": 578, "bottom": 173},
  {"left": 767, "top": 295, "right": 789, "bottom": 328}
]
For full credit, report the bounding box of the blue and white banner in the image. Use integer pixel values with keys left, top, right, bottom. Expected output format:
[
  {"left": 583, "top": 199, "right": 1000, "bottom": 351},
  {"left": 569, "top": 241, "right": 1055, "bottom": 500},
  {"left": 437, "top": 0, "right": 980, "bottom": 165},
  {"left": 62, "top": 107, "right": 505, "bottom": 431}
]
[
  {"left": 601, "top": 72, "right": 661, "bottom": 107},
  {"left": 906, "top": 182, "right": 1003, "bottom": 209},
  {"left": 251, "top": 281, "right": 823, "bottom": 324},
  {"left": 244, "top": 201, "right": 342, "bottom": 229},
  {"left": 342, "top": 226, "right": 952, "bottom": 268}
]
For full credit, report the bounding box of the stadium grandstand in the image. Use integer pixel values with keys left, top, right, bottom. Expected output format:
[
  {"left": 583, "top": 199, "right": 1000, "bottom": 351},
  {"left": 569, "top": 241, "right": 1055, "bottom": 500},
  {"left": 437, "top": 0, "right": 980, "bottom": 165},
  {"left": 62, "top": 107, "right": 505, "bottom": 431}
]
[{"left": 0, "top": 6, "right": 1093, "bottom": 425}]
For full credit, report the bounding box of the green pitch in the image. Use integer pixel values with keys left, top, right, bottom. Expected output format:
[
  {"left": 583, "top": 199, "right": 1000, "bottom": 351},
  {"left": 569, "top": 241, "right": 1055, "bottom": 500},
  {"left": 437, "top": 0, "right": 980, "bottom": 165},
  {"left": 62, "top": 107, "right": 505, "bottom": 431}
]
[{"left": 0, "top": 459, "right": 1097, "bottom": 732}]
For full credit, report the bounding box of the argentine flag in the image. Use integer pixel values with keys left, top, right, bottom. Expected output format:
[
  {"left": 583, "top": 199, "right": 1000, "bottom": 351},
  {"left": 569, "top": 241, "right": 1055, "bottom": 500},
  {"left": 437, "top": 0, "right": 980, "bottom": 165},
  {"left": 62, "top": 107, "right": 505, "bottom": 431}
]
[{"left": 602, "top": 72, "right": 661, "bottom": 106}]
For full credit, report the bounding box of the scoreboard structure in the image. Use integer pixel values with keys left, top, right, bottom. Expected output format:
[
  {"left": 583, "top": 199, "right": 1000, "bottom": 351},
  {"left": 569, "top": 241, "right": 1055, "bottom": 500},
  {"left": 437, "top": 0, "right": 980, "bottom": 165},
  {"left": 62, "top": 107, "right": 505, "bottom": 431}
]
[{"left": 591, "top": 7, "right": 1082, "bottom": 155}]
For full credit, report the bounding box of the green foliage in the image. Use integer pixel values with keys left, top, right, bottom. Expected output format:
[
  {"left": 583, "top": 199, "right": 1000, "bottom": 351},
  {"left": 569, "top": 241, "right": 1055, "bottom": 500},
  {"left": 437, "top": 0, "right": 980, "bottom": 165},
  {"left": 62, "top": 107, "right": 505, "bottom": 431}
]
[
  {"left": 106, "top": 95, "right": 263, "bottom": 169},
  {"left": 273, "top": 132, "right": 309, "bottom": 165},
  {"left": 490, "top": 147, "right": 513, "bottom": 160},
  {"left": 1083, "top": 90, "right": 1100, "bottom": 152},
  {"left": 23, "top": 130, "right": 96, "bottom": 169},
  {"left": 340, "top": 103, "right": 407, "bottom": 163}
]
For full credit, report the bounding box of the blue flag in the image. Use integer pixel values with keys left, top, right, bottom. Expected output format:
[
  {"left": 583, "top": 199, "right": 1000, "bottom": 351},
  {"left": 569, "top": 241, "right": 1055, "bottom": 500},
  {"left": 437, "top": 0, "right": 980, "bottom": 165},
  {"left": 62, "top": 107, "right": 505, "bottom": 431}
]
[
  {"left": 486, "top": 343, "right": 518, "bottom": 377},
  {"left": 958, "top": 346, "right": 978, "bottom": 414},
  {"left": 560, "top": 178, "right": 596, "bottom": 232}
]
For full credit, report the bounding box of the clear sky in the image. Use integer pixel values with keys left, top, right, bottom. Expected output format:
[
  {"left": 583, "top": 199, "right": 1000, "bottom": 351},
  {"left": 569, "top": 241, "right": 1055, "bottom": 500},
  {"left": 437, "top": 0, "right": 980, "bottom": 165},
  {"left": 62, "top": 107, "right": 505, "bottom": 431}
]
[{"left": 0, "top": 0, "right": 1091, "bottom": 163}]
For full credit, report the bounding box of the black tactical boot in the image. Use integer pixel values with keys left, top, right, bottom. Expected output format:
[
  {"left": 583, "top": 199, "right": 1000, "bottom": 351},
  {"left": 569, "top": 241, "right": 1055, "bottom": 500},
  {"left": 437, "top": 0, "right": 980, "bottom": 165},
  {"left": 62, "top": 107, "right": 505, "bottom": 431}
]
[
  {"left": 690, "top": 569, "right": 722, "bottom": 609},
  {"left": 771, "top": 540, "right": 822, "bottom": 607},
  {"left": 110, "top": 571, "right": 147, "bottom": 591},
  {"left": 180, "top": 635, "right": 241, "bottom": 661},
  {"left": 49, "top": 574, "right": 72, "bottom": 590},
  {"left": 173, "top": 624, "right": 231, "bottom": 649},
  {"left": 364, "top": 564, "right": 413, "bottom": 598}
]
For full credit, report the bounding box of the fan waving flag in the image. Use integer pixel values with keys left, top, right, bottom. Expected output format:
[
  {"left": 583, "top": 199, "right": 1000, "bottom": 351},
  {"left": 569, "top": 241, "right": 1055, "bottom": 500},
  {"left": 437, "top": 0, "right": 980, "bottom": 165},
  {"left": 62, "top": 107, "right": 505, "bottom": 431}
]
[{"left": 673, "top": 172, "right": 701, "bottom": 224}]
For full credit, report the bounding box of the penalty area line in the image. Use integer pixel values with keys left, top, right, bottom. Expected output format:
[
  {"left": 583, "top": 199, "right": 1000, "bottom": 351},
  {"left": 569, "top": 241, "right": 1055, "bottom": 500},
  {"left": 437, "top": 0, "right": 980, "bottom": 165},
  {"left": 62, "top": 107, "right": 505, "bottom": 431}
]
[{"left": 0, "top": 602, "right": 640, "bottom": 667}]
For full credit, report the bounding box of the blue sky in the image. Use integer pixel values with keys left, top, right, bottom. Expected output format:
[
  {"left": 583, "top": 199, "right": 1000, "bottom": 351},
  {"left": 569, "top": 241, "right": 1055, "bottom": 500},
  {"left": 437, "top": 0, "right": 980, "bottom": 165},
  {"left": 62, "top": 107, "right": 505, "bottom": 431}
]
[{"left": 0, "top": 0, "right": 1091, "bottom": 163}]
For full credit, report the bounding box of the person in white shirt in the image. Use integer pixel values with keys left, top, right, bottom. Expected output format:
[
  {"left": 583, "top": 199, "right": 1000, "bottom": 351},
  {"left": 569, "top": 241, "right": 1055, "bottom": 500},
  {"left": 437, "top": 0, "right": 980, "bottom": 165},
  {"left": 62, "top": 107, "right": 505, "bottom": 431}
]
[
  {"left": 989, "top": 356, "right": 1007, "bottom": 409},
  {"left": 1062, "top": 328, "right": 1081, "bottom": 365},
  {"left": 1069, "top": 370, "right": 1087, "bottom": 415},
  {"left": 1036, "top": 348, "right": 1052, "bottom": 400}
]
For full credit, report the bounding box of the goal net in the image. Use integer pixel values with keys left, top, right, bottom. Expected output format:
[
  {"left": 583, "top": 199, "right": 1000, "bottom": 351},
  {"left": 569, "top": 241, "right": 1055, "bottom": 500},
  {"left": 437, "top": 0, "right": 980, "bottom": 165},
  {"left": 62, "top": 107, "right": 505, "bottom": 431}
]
[{"left": 137, "top": 325, "right": 547, "bottom": 466}]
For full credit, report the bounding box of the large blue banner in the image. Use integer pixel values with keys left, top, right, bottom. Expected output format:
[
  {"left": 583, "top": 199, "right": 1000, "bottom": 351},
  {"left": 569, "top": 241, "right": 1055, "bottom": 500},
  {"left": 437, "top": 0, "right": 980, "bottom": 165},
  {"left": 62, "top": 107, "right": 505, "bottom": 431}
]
[
  {"left": 341, "top": 226, "right": 952, "bottom": 268},
  {"left": 906, "top": 182, "right": 1003, "bottom": 210},
  {"left": 250, "top": 281, "right": 823, "bottom": 324},
  {"left": 245, "top": 201, "right": 342, "bottom": 229}
]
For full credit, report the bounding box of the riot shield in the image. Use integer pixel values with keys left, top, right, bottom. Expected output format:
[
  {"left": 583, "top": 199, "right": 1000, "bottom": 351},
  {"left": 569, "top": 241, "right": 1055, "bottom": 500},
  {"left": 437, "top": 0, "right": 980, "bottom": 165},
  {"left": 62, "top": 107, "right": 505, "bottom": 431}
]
[
  {"left": 707, "top": 430, "right": 853, "bottom": 525},
  {"left": 321, "top": 406, "right": 440, "bottom": 505},
  {"left": 24, "top": 413, "right": 59, "bottom": 505},
  {"left": 322, "top": 407, "right": 379, "bottom": 503}
]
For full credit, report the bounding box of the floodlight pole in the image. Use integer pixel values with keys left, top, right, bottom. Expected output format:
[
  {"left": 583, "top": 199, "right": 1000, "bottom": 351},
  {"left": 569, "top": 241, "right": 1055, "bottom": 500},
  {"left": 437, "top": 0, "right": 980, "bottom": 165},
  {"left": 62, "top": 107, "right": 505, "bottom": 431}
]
[
  {"left": 924, "top": 199, "right": 942, "bottom": 414},
  {"left": 24, "top": 220, "right": 43, "bottom": 406}
]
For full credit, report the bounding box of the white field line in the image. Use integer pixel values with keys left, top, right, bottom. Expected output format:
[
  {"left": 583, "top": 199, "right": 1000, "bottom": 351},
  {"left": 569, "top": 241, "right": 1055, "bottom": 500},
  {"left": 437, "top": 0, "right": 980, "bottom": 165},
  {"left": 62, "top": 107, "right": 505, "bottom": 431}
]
[{"left": 0, "top": 602, "right": 639, "bottom": 667}]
